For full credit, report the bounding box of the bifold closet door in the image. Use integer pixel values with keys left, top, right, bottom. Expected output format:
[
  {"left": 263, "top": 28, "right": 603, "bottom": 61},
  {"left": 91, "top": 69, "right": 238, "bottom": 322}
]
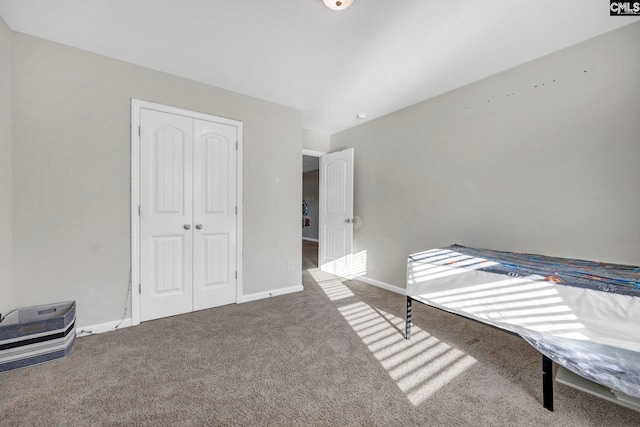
[{"left": 139, "top": 109, "right": 237, "bottom": 322}]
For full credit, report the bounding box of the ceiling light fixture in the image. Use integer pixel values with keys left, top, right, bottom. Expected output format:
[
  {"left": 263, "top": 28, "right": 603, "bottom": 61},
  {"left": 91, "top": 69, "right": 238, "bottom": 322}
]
[{"left": 323, "top": 0, "right": 354, "bottom": 11}]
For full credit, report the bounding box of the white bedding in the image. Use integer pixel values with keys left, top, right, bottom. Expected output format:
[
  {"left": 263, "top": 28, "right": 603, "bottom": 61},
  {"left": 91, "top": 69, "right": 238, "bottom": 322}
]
[{"left": 407, "top": 247, "right": 640, "bottom": 398}]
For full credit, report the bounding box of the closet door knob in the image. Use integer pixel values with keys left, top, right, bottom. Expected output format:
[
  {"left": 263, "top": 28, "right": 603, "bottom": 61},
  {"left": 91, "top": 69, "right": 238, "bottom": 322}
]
[
  {"left": 195, "top": 224, "right": 203, "bottom": 230},
  {"left": 184, "top": 224, "right": 191, "bottom": 230}
]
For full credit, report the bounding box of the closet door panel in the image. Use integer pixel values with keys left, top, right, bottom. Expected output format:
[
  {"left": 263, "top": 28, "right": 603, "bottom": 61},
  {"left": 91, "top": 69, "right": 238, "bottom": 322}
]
[
  {"left": 140, "top": 109, "right": 194, "bottom": 321},
  {"left": 192, "top": 119, "right": 237, "bottom": 310}
]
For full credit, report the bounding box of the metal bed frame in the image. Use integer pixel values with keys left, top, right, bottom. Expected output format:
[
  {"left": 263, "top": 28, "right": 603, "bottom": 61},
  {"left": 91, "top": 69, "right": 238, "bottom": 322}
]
[{"left": 405, "top": 295, "right": 554, "bottom": 411}]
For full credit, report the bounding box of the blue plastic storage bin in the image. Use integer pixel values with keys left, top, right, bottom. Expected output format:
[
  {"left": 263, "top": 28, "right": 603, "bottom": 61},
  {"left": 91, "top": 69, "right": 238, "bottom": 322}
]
[{"left": 0, "top": 301, "right": 76, "bottom": 372}]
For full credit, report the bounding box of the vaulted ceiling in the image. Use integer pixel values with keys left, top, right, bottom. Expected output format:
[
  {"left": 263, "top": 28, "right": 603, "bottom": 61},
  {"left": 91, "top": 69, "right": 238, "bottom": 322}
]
[{"left": 1, "top": 0, "right": 637, "bottom": 134}]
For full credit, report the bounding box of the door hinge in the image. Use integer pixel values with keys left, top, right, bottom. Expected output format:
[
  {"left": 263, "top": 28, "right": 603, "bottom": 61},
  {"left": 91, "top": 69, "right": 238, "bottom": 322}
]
[
  {"left": 235, "top": 271, "right": 237, "bottom": 280},
  {"left": 138, "top": 284, "right": 141, "bottom": 294},
  {"left": 138, "top": 205, "right": 141, "bottom": 216},
  {"left": 236, "top": 141, "right": 238, "bottom": 150},
  {"left": 235, "top": 206, "right": 238, "bottom": 215},
  {"left": 138, "top": 126, "right": 141, "bottom": 137}
]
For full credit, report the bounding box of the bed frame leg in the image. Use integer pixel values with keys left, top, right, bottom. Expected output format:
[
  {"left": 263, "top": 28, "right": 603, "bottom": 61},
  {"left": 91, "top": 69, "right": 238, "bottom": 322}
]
[
  {"left": 542, "top": 354, "right": 554, "bottom": 411},
  {"left": 405, "top": 296, "right": 412, "bottom": 340}
]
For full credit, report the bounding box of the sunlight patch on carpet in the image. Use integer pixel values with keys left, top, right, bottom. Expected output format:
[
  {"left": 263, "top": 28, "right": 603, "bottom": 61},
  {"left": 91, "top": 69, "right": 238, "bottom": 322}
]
[
  {"left": 317, "top": 250, "right": 368, "bottom": 279},
  {"left": 309, "top": 268, "right": 355, "bottom": 301},
  {"left": 338, "top": 301, "right": 477, "bottom": 405}
]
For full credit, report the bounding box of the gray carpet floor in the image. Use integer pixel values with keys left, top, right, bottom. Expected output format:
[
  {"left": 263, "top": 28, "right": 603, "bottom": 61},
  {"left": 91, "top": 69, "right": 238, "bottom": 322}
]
[{"left": 1, "top": 241, "right": 638, "bottom": 426}]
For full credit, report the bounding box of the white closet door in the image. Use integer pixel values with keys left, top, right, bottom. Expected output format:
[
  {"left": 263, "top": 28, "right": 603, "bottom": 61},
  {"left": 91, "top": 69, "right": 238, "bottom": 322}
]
[
  {"left": 192, "top": 119, "right": 237, "bottom": 310},
  {"left": 140, "top": 108, "right": 194, "bottom": 321}
]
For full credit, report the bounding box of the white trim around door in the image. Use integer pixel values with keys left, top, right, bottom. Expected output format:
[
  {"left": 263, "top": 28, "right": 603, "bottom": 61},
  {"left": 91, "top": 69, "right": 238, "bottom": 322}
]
[
  {"left": 131, "top": 99, "right": 243, "bottom": 326},
  {"left": 302, "top": 149, "right": 326, "bottom": 157}
]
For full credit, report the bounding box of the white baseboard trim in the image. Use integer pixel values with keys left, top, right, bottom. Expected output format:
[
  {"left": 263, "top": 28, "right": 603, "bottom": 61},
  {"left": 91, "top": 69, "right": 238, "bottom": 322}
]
[
  {"left": 239, "top": 284, "right": 304, "bottom": 303},
  {"left": 302, "top": 237, "right": 319, "bottom": 242},
  {"left": 75, "top": 285, "right": 307, "bottom": 335},
  {"left": 76, "top": 318, "right": 133, "bottom": 337},
  {"left": 355, "top": 276, "right": 406, "bottom": 295}
]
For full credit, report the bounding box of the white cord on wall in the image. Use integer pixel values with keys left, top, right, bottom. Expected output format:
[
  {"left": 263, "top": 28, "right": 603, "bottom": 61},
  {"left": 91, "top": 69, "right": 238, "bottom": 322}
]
[{"left": 76, "top": 268, "right": 132, "bottom": 337}]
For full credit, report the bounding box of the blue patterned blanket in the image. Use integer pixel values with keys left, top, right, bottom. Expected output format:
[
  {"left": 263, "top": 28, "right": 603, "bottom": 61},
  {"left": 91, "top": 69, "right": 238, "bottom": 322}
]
[{"left": 409, "top": 245, "right": 640, "bottom": 298}]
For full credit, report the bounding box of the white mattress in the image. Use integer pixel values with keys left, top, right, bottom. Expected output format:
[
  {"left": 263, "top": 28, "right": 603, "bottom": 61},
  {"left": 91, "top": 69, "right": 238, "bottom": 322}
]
[{"left": 407, "top": 248, "right": 640, "bottom": 398}]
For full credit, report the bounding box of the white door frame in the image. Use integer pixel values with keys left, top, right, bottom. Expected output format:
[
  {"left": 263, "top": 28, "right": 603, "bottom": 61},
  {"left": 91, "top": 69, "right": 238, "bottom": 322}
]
[
  {"left": 131, "top": 99, "right": 243, "bottom": 326},
  {"left": 302, "top": 149, "right": 327, "bottom": 157}
]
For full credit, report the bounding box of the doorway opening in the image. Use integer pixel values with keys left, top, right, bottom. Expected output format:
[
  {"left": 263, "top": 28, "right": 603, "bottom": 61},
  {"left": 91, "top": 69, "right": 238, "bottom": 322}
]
[
  {"left": 302, "top": 148, "right": 355, "bottom": 278},
  {"left": 302, "top": 150, "right": 323, "bottom": 270}
]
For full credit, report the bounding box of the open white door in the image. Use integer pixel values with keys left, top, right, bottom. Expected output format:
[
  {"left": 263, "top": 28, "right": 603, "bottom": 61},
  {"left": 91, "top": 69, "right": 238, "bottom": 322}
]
[{"left": 318, "top": 148, "right": 354, "bottom": 278}]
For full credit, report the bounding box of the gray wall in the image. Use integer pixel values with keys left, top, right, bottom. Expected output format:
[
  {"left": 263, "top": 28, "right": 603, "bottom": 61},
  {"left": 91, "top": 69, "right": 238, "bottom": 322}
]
[
  {"left": 10, "top": 33, "right": 302, "bottom": 327},
  {"left": 303, "top": 129, "right": 329, "bottom": 153},
  {"left": 302, "top": 169, "right": 319, "bottom": 241},
  {"left": 330, "top": 22, "right": 640, "bottom": 289},
  {"left": 0, "top": 17, "right": 12, "bottom": 318}
]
